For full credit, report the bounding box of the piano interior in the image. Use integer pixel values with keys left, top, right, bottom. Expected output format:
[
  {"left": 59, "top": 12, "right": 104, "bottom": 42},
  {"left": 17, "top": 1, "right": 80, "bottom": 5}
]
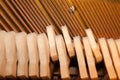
[{"left": 0, "top": 0, "right": 120, "bottom": 80}]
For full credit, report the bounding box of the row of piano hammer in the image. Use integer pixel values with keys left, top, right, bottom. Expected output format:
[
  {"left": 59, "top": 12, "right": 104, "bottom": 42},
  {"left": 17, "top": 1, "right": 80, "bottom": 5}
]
[{"left": 0, "top": 25, "right": 120, "bottom": 80}]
